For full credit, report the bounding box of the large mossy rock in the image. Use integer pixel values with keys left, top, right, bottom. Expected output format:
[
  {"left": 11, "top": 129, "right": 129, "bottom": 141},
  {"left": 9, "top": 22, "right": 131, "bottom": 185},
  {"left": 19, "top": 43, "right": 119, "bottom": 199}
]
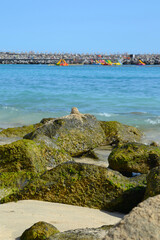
[
  {"left": 24, "top": 112, "right": 106, "bottom": 157},
  {"left": 20, "top": 221, "right": 59, "bottom": 240},
  {"left": 1, "top": 162, "right": 147, "bottom": 213},
  {"left": 104, "top": 195, "right": 160, "bottom": 240},
  {"left": 144, "top": 166, "right": 160, "bottom": 199},
  {"left": 108, "top": 142, "right": 160, "bottom": 174},
  {"left": 100, "top": 121, "right": 142, "bottom": 146},
  {"left": 0, "top": 139, "right": 46, "bottom": 172},
  {"left": 0, "top": 123, "right": 42, "bottom": 138},
  {"left": 0, "top": 139, "right": 72, "bottom": 173}
]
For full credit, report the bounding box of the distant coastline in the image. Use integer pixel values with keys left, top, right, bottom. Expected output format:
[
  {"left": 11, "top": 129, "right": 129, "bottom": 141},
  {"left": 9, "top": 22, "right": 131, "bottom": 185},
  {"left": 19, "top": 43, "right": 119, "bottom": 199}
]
[{"left": 0, "top": 52, "right": 160, "bottom": 65}]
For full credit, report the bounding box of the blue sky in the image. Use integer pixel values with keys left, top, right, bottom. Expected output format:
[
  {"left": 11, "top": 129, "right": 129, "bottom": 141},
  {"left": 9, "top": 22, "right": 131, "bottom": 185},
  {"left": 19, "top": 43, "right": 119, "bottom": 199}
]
[{"left": 0, "top": 0, "right": 160, "bottom": 54}]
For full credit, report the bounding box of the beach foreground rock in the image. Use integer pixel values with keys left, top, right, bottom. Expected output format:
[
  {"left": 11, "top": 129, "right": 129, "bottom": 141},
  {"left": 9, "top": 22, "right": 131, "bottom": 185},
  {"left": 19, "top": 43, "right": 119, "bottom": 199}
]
[
  {"left": 1, "top": 162, "right": 147, "bottom": 213},
  {"left": 108, "top": 142, "right": 160, "bottom": 175},
  {"left": 49, "top": 226, "right": 113, "bottom": 240},
  {"left": 104, "top": 195, "right": 160, "bottom": 240},
  {"left": 20, "top": 221, "right": 59, "bottom": 240}
]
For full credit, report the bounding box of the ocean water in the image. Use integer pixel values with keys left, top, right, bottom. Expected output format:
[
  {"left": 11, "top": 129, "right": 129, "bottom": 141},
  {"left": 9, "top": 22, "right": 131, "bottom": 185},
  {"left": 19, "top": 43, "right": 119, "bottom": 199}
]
[{"left": 0, "top": 64, "right": 160, "bottom": 143}]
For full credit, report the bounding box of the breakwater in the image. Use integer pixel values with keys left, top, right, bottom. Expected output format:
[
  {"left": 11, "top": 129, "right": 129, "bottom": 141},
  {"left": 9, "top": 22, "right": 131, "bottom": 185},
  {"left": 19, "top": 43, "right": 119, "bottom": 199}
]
[{"left": 0, "top": 52, "right": 160, "bottom": 65}]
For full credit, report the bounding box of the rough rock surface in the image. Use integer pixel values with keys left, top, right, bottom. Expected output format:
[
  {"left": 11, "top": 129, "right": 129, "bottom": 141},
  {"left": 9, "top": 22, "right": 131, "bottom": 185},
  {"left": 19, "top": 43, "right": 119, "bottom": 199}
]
[
  {"left": 145, "top": 166, "right": 160, "bottom": 199},
  {"left": 24, "top": 111, "right": 106, "bottom": 157},
  {"left": 49, "top": 225, "right": 113, "bottom": 240},
  {"left": 20, "top": 221, "right": 59, "bottom": 240},
  {"left": 104, "top": 195, "right": 160, "bottom": 240},
  {"left": 40, "top": 118, "right": 55, "bottom": 124},
  {"left": 108, "top": 142, "right": 160, "bottom": 174},
  {"left": 1, "top": 162, "right": 147, "bottom": 213},
  {"left": 100, "top": 121, "right": 142, "bottom": 146}
]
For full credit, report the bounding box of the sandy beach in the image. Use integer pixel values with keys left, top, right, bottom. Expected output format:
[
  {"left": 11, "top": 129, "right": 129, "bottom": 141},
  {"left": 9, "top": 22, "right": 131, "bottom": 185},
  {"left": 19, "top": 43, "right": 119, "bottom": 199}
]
[{"left": 0, "top": 200, "right": 124, "bottom": 240}]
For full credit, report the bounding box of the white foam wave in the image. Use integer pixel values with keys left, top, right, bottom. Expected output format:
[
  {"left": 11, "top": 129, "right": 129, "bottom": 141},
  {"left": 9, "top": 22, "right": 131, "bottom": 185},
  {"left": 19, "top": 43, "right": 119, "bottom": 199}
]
[
  {"left": 145, "top": 118, "right": 160, "bottom": 125},
  {"left": 97, "top": 113, "right": 113, "bottom": 117},
  {"left": 1, "top": 106, "right": 18, "bottom": 111}
]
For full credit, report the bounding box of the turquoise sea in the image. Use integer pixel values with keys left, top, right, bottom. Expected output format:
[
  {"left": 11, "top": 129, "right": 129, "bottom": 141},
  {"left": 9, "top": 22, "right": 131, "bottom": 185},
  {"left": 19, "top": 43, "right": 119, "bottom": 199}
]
[{"left": 0, "top": 65, "right": 160, "bottom": 143}]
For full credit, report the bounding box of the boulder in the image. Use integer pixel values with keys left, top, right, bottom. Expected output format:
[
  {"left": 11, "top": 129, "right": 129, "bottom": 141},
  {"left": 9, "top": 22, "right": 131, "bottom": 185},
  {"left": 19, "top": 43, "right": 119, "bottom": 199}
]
[
  {"left": 24, "top": 110, "right": 106, "bottom": 157},
  {"left": 1, "top": 162, "right": 147, "bottom": 213},
  {"left": 100, "top": 121, "right": 142, "bottom": 146},
  {"left": 0, "top": 139, "right": 46, "bottom": 173},
  {"left": 0, "top": 123, "right": 42, "bottom": 138},
  {"left": 144, "top": 166, "right": 160, "bottom": 199},
  {"left": 20, "top": 221, "right": 59, "bottom": 240},
  {"left": 104, "top": 195, "right": 160, "bottom": 240},
  {"left": 108, "top": 142, "right": 160, "bottom": 175},
  {"left": 0, "top": 139, "right": 72, "bottom": 173}
]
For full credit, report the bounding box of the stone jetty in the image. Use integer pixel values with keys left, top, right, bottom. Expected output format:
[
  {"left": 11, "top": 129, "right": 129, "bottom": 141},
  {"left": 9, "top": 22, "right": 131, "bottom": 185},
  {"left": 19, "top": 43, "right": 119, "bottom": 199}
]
[{"left": 0, "top": 51, "right": 160, "bottom": 65}]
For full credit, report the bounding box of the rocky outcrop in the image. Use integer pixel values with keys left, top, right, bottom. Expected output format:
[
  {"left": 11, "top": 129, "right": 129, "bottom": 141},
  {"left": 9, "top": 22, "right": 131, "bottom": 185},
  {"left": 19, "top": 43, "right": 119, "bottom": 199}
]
[
  {"left": 24, "top": 110, "right": 106, "bottom": 157},
  {"left": 104, "top": 195, "right": 160, "bottom": 240},
  {"left": 144, "top": 166, "right": 160, "bottom": 199},
  {"left": 100, "top": 121, "right": 142, "bottom": 146},
  {"left": 20, "top": 221, "right": 59, "bottom": 240},
  {"left": 108, "top": 142, "right": 160, "bottom": 175},
  {"left": 1, "top": 162, "right": 147, "bottom": 213},
  {"left": 0, "top": 139, "right": 72, "bottom": 173},
  {"left": 0, "top": 123, "right": 42, "bottom": 138}
]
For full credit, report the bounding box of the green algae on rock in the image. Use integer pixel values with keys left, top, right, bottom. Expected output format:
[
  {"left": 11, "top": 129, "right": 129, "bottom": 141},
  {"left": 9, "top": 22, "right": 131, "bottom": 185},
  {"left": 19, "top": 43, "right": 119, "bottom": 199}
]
[
  {"left": 108, "top": 142, "right": 160, "bottom": 174},
  {"left": 20, "top": 221, "right": 59, "bottom": 240},
  {"left": 1, "top": 162, "right": 147, "bottom": 213},
  {"left": 0, "top": 171, "right": 38, "bottom": 201},
  {"left": 0, "top": 139, "right": 46, "bottom": 172},
  {"left": 0, "top": 123, "right": 42, "bottom": 138},
  {"left": 100, "top": 121, "right": 142, "bottom": 146},
  {"left": 24, "top": 112, "right": 106, "bottom": 157},
  {"left": 144, "top": 166, "right": 160, "bottom": 199},
  {"left": 0, "top": 139, "right": 72, "bottom": 173}
]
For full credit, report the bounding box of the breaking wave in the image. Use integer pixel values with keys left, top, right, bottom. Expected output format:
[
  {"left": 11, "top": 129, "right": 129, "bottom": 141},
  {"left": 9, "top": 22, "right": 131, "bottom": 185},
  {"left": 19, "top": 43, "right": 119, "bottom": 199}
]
[
  {"left": 145, "top": 118, "right": 160, "bottom": 125},
  {"left": 0, "top": 105, "right": 19, "bottom": 112},
  {"left": 97, "top": 113, "right": 118, "bottom": 117}
]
